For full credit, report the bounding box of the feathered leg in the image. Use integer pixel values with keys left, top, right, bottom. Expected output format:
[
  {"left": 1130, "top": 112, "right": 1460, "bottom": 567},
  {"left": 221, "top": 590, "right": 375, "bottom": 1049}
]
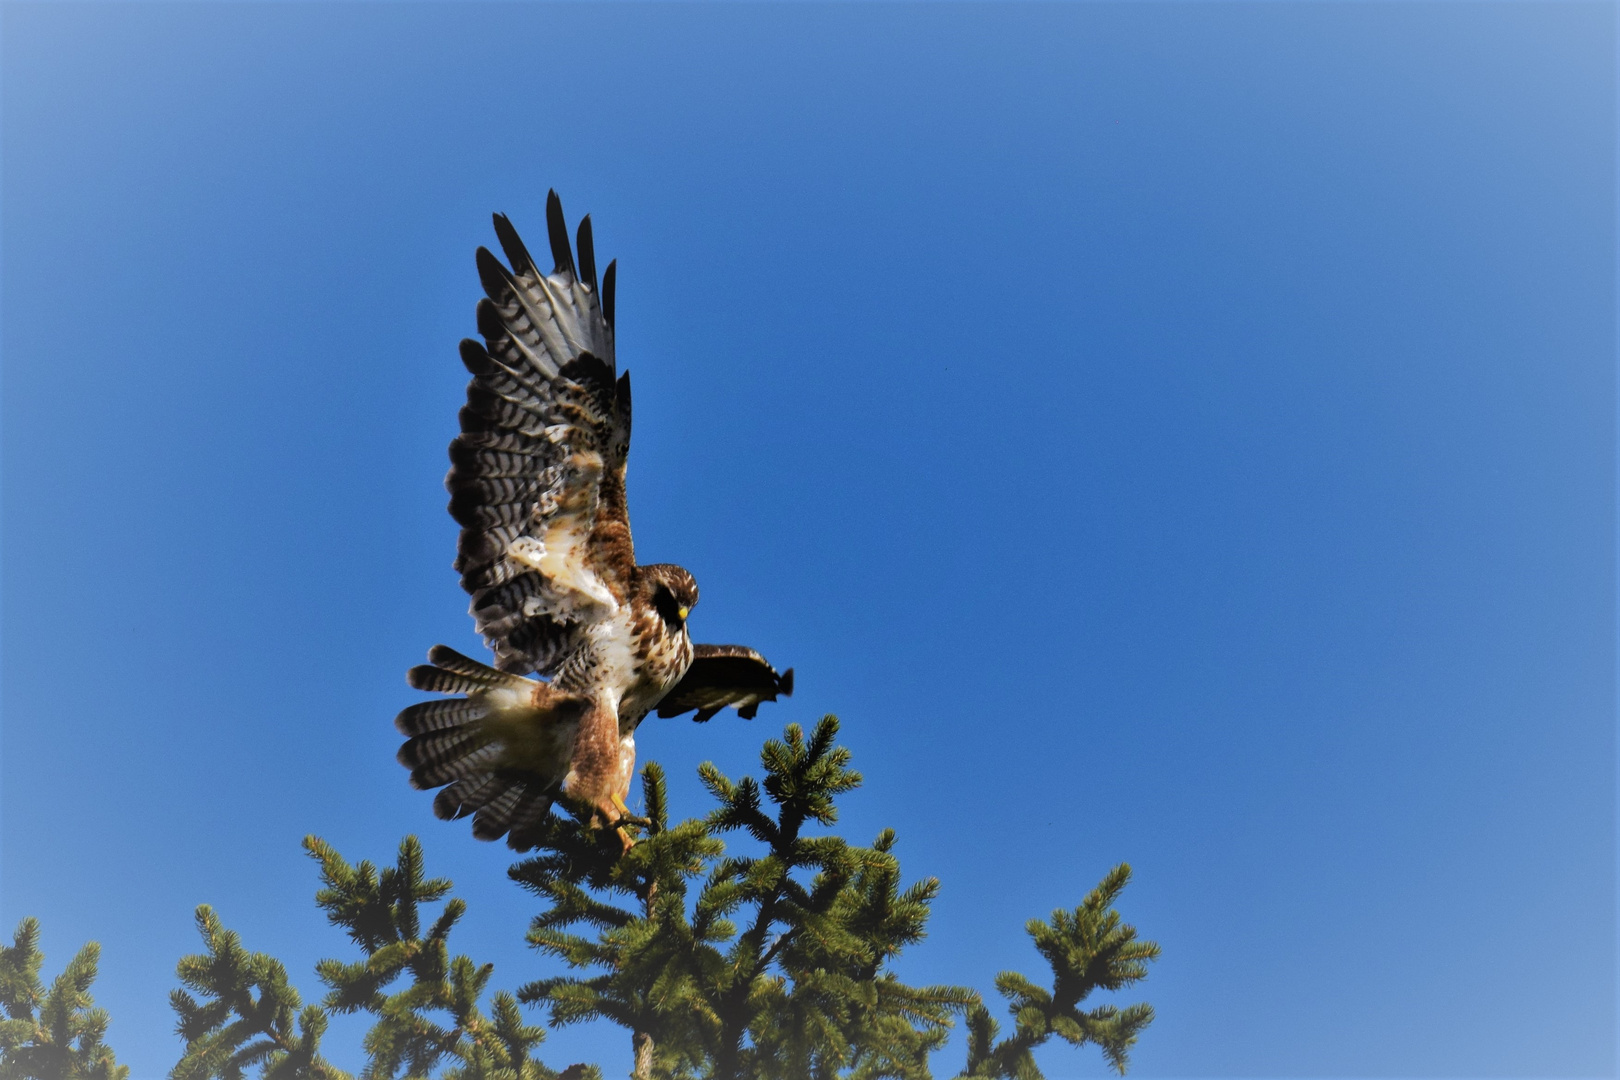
[
  {"left": 562, "top": 697, "right": 627, "bottom": 830},
  {"left": 615, "top": 733, "right": 637, "bottom": 807},
  {"left": 609, "top": 735, "right": 644, "bottom": 851}
]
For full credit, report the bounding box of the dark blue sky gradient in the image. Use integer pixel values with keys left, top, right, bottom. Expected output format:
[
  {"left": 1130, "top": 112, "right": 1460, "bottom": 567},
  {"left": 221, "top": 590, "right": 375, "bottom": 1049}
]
[{"left": 2, "top": 4, "right": 1613, "bottom": 1077}]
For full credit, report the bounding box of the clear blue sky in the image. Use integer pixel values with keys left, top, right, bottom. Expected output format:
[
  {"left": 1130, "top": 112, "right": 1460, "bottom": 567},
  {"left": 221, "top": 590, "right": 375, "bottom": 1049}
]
[{"left": 2, "top": 3, "right": 1613, "bottom": 1077}]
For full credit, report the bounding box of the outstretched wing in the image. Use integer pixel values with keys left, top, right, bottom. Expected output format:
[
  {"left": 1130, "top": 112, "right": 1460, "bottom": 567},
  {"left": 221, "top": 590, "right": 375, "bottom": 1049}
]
[
  {"left": 657, "top": 644, "right": 795, "bottom": 722},
  {"left": 448, "top": 191, "right": 636, "bottom": 675}
]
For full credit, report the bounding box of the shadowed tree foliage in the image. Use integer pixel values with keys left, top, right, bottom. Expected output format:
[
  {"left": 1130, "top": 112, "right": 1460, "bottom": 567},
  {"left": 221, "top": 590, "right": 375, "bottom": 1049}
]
[{"left": 0, "top": 918, "right": 128, "bottom": 1080}]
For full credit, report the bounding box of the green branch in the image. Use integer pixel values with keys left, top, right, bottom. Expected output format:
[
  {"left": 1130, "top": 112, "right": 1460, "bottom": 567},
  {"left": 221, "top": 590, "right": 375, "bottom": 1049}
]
[
  {"left": 957, "top": 865, "right": 1159, "bottom": 1079},
  {"left": 0, "top": 918, "right": 128, "bottom": 1080}
]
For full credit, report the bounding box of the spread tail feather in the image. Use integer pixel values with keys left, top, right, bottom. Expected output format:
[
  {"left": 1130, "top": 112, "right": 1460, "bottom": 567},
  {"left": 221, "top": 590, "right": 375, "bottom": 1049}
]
[
  {"left": 403, "top": 736, "right": 501, "bottom": 789},
  {"left": 425, "top": 644, "right": 532, "bottom": 688},
  {"left": 434, "top": 775, "right": 504, "bottom": 820},
  {"left": 396, "top": 697, "right": 489, "bottom": 736},
  {"left": 472, "top": 785, "right": 525, "bottom": 841},
  {"left": 398, "top": 644, "right": 567, "bottom": 850},
  {"left": 407, "top": 666, "right": 498, "bottom": 695}
]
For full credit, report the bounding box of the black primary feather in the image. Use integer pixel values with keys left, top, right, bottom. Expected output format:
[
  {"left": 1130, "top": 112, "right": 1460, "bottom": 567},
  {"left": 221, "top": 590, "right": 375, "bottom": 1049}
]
[
  {"left": 602, "top": 259, "right": 616, "bottom": 329},
  {"left": 545, "top": 190, "right": 575, "bottom": 277},
  {"left": 576, "top": 215, "right": 598, "bottom": 294},
  {"left": 492, "top": 212, "right": 539, "bottom": 278},
  {"left": 459, "top": 338, "right": 497, "bottom": 376},
  {"left": 475, "top": 247, "right": 515, "bottom": 307},
  {"left": 473, "top": 299, "right": 508, "bottom": 350},
  {"left": 557, "top": 352, "right": 616, "bottom": 404}
]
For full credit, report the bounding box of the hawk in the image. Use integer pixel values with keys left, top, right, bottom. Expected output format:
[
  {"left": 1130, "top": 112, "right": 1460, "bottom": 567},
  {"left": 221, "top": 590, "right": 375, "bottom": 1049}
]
[{"left": 396, "top": 191, "right": 793, "bottom": 851}]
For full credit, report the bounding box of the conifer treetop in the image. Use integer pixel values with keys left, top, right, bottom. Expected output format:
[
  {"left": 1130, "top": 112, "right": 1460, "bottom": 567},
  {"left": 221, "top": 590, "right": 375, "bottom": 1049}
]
[
  {"left": 167, "top": 838, "right": 575, "bottom": 1080},
  {"left": 0, "top": 917, "right": 129, "bottom": 1080},
  {"left": 511, "top": 716, "right": 1158, "bottom": 1080}
]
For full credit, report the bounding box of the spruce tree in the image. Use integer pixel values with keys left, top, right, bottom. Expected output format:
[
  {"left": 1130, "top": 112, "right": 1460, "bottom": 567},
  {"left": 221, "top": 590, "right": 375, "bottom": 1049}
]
[
  {"left": 0, "top": 917, "right": 127, "bottom": 1080},
  {"left": 170, "top": 838, "right": 570, "bottom": 1080},
  {"left": 509, "top": 716, "right": 1158, "bottom": 1080},
  {"left": 958, "top": 865, "right": 1159, "bottom": 1079},
  {"left": 305, "top": 835, "right": 560, "bottom": 1080},
  {"left": 169, "top": 905, "right": 345, "bottom": 1080}
]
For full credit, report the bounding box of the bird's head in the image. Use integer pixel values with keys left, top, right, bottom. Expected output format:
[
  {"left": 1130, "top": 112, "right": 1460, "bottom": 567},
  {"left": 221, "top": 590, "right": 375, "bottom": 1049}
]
[{"left": 643, "top": 564, "right": 699, "bottom": 629}]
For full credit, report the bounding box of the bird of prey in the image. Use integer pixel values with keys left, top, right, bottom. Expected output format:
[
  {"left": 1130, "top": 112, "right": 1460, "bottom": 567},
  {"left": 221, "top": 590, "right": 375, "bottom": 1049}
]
[{"left": 396, "top": 191, "right": 793, "bottom": 851}]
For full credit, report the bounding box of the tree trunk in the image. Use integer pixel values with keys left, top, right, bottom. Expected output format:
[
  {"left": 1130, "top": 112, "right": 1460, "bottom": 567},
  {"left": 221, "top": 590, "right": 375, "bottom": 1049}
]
[{"left": 633, "top": 1030, "right": 655, "bottom": 1080}]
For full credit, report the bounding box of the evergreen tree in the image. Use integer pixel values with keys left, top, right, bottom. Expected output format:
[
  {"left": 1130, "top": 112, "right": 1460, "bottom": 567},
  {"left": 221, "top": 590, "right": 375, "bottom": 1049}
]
[
  {"left": 510, "top": 717, "right": 1157, "bottom": 1080},
  {"left": 306, "top": 836, "right": 563, "bottom": 1080},
  {"left": 0, "top": 917, "right": 128, "bottom": 1080},
  {"left": 169, "top": 905, "right": 345, "bottom": 1080},
  {"left": 958, "top": 865, "right": 1159, "bottom": 1079},
  {"left": 170, "top": 838, "right": 570, "bottom": 1080}
]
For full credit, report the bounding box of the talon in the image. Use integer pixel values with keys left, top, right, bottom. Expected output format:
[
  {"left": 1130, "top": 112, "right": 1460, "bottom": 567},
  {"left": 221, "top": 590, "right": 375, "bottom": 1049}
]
[{"left": 611, "top": 794, "right": 650, "bottom": 829}]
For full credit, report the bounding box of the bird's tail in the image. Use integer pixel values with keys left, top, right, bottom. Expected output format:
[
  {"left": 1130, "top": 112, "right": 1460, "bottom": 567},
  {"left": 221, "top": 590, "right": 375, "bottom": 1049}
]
[{"left": 396, "top": 645, "right": 558, "bottom": 849}]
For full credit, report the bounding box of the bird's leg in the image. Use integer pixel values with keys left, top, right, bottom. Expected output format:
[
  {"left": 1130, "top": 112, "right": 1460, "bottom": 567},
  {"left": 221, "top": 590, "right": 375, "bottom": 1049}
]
[
  {"left": 575, "top": 793, "right": 645, "bottom": 853},
  {"left": 613, "top": 792, "right": 650, "bottom": 827},
  {"left": 602, "top": 793, "right": 651, "bottom": 854},
  {"left": 564, "top": 700, "right": 626, "bottom": 825},
  {"left": 579, "top": 796, "right": 638, "bottom": 853}
]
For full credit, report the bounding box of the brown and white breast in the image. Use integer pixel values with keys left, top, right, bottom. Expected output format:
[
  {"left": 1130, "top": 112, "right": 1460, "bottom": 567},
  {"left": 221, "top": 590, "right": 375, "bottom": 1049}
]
[{"left": 618, "top": 608, "right": 694, "bottom": 728}]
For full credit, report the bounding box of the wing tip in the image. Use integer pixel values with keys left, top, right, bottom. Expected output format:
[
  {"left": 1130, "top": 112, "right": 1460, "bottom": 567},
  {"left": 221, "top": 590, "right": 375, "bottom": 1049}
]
[
  {"left": 458, "top": 337, "right": 495, "bottom": 375},
  {"left": 546, "top": 189, "right": 576, "bottom": 277},
  {"left": 492, "top": 212, "right": 538, "bottom": 278},
  {"left": 576, "top": 214, "right": 598, "bottom": 294},
  {"left": 474, "top": 246, "right": 515, "bottom": 300}
]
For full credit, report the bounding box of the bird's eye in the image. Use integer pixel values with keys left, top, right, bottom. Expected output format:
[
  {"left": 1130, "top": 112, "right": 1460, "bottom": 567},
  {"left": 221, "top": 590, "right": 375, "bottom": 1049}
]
[
  {"left": 677, "top": 606, "right": 690, "bottom": 621},
  {"left": 653, "top": 588, "right": 685, "bottom": 628}
]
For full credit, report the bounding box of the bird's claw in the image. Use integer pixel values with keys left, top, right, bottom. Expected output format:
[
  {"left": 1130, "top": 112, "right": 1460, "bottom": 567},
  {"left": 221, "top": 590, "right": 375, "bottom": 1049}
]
[
  {"left": 582, "top": 794, "right": 648, "bottom": 854},
  {"left": 610, "top": 793, "right": 649, "bottom": 829}
]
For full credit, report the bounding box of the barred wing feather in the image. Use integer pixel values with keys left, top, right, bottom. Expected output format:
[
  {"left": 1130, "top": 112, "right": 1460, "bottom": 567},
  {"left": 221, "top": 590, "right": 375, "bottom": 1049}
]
[{"left": 447, "top": 191, "right": 634, "bottom": 675}]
